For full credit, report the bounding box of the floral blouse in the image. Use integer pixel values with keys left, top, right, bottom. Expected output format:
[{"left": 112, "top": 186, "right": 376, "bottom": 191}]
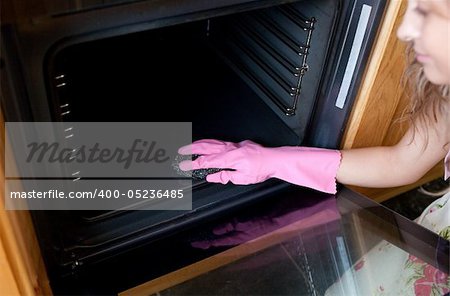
[{"left": 325, "top": 154, "right": 450, "bottom": 296}]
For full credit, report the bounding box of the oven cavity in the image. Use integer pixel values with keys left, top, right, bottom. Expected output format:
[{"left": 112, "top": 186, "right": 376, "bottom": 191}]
[{"left": 48, "top": 0, "right": 338, "bottom": 145}]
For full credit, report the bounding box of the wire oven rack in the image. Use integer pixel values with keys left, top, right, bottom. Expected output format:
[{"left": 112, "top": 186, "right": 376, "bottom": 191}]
[{"left": 210, "top": 3, "right": 316, "bottom": 116}]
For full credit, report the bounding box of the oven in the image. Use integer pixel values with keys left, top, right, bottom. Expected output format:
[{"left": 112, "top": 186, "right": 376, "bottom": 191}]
[{"left": 1, "top": 0, "right": 387, "bottom": 294}]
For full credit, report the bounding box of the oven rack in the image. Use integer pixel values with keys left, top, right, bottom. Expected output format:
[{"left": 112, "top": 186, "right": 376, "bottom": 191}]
[{"left": 210, "top": 3, "right": 315, "bottom": 116}]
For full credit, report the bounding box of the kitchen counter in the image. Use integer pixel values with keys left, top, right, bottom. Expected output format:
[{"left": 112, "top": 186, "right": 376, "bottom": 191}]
[{"left": 119, "top": 186, "right": 449, "bottom": 295}]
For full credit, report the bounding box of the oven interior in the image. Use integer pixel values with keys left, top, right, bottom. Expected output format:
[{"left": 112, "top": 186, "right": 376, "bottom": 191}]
[{"left": 47, "top": 0, "right": 338, "bottom": 143}]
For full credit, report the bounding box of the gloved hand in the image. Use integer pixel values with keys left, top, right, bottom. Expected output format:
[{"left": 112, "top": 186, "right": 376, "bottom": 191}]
[
  {"left": 178, "top": 139, "right": 341, "bottom": 194},
  {"left": 190, "top": 194, "right": 340, "bottom": 249}
]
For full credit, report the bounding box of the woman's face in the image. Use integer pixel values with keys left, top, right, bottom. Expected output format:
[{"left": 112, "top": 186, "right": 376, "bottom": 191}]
[{"left": 397, "top": 0, "right": 450, "bottom": 85}]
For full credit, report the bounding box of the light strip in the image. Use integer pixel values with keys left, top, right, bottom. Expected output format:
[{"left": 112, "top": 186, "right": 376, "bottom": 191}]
[{"left": 335, "top": 4, "right": 373, "bottom": 109}]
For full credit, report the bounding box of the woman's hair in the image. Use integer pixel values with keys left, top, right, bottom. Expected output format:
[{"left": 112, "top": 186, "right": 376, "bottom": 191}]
[{"left": 403, "top": 44, "right": 450, "bottom": 133}]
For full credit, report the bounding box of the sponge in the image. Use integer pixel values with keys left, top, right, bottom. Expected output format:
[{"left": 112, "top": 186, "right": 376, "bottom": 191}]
[{"left": 172, "top": 154, "right": 223, "bottom": 180}]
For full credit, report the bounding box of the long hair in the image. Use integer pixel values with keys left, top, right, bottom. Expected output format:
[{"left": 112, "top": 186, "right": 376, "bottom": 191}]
[{"left": 402, "top": 44, "right": 450, "bottom": 137}]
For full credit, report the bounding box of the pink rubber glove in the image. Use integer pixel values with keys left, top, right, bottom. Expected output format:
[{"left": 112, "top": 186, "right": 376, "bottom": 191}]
[{"left": 178, "top": 139, "right": 341, "bottom": 194}]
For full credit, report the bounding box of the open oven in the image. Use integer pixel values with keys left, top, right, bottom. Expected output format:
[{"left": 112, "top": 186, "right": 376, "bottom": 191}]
[{"left": 1, "top": 0, "right": 387, "bottom": 294}]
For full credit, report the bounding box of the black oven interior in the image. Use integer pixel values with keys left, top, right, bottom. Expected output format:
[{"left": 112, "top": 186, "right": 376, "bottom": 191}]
[
  {"left": 48, "top": 0, "right": 338, "bottom": 145},
  {"left": 1, "top": 0, "right": 386, "bottom": 294}
]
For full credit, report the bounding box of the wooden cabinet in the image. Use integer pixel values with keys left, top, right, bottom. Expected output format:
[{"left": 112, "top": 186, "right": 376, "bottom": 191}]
[
  {"left": 0, "top": 1, "right": 440, "bottom": 294},
  {"left": 0, "top": 111, "right": 52, "bottom": 295}
]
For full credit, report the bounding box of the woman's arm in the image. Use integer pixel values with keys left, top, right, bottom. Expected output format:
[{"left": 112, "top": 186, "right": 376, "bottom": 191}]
[
  {"left": 179, "top": 112, "right": 449, "bottom": 192},
  {"left": 336, "top": 117, "right": 449, "bottom": 188}
]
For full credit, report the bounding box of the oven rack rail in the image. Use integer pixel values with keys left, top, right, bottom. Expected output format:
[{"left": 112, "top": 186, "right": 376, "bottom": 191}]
[{"left": 210, "top": 3, "right": 315, "bottom": 116}]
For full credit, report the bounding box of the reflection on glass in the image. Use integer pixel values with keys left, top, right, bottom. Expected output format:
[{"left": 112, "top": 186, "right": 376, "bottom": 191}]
[{"left": 135, "top": 187, "right": 449, "bottom": 296}]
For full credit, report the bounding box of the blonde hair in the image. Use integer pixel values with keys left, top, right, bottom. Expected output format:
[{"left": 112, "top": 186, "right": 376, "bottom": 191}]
[{"left": 403, "top": 44, "right": 450, "bottom": 132}]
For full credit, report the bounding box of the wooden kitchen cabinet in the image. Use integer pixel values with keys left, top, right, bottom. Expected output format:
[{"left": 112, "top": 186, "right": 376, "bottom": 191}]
[
  {"left": 0, "top": 1, "right": 438, "bottom": 295},
  {"left": 0, "top": 111, "right": 52, "bottom": 295}
]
